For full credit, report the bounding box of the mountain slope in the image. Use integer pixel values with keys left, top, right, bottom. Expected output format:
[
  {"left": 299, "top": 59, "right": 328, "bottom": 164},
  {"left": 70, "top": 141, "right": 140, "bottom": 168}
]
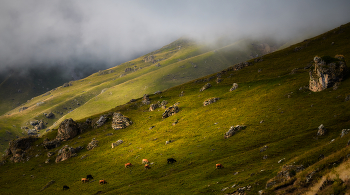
[
  {"left": 0, "top": 23, "right": 350, "bottom": 194},
  {"left": 0, "top": 38, "right": 278, "bottom": 154}
]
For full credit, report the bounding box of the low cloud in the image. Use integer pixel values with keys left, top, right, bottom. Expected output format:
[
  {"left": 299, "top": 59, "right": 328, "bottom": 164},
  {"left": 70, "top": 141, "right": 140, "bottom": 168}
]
[{"left": 0, "top": 0, "right": 350, "bottom": 74}]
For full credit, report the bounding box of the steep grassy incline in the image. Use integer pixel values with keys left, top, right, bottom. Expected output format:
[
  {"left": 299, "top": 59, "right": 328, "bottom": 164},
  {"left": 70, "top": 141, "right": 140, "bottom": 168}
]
[
  {"left": 0, "top": 38, "right": 273, "bottom": 154},
  {"left": 0, "top": 23, "right": 350, "bottom": 194}
]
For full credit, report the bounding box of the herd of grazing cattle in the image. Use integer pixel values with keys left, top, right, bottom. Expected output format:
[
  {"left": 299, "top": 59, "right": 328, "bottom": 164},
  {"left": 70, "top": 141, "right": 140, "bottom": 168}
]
[{"left": 62, "top": 158, "right": 223, "bottom": 190}]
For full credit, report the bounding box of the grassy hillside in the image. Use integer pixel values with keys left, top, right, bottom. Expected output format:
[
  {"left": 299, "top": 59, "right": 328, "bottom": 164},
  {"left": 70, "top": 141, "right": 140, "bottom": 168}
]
[
  {"left": 0, "top": 38, "right": 276, "bottom": 154},
  {"left": 1, "top": 23, "right": 350, "bottom": 194}
]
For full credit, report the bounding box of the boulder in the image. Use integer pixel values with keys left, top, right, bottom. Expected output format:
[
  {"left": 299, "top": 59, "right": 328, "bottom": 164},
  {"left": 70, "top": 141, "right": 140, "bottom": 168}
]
[
  {"left": 224, "top": 125, "right": 246, "bottom": 139},
  {"left": 43, "top": 139, "right": 61, "bottom": 149},
  {"left": 317, "top": 124, "right": 327, "bottom": 136},
  {"left": 55, "top": 145, "right": 77, "bottom": 163},
  {"left": 309, "top": 55, "right": 347, "bottom": 92},
  {"left": 111, "top": 140, "right": 123, "bottom": 148},
  {"left": 34, "top": 121, "right": 45, "bottom": 130},
  {"left": 6, "top": 136, "right": 38, "bottom": 163},
  {"left": 142, "top": 94, "right": 151, "bottom": 105},
  {"left": 200, "top": 83, "right": 212, "bottom": 92},
  {"left": 86, "top": 139, "right": 99, "bottom": 150},
  {"left": 162, "top": 103, "right": 179, "bottom": 119},
  {"left": 56, "top": 118, "right": 81, "bottom": 141},
  {"left": 95, "top": 115, "right": 107, "bottom": 128},
  {"left": 111, "top": 112, "right": 133, "bottom": 130},
  {"left": 149, "top": 104, "right": 159, "bottom": 111},
  {"left": 203, "top": 97, "right": 219, "bottom": 106},
  {"left": 230, "top": 83, "right": 239, "bottom": 91}
]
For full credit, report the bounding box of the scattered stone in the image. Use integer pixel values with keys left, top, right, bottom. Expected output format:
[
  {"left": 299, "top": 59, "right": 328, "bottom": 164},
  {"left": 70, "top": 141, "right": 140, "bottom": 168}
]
[
  {"left": 45, "top": 159, "right": 50, "bottom": 164},
  {"left": 81, "top": 154, "right": 88, "bottom": 160},
  {"left": 266, "top": 164, "right": 304, "bottom": 189},
  {"left": 149, "top": 104, "right": 159, "bottom": 111},
  {"left": 165, "top": 140, "right": 172, "bottom": 145},
  {"left": 306, "top": 171, "right": 316, "bottom": 183},
  {"left": 199, "top": 83, "right": 212, "bottom": 92},
  {"left": 154, "top": 91, "right": 162, "bottom": 95},
  {"left": 309, "top": 55, "right": 347, "bottom": 92},
  {"left": 56, "top": 118, "right": 81, "bottom": 141},
  {"left": 216, "top": 77, "right": 222, "bottom": 83},
  {"left": 203, "top": 97, "right": 219, "bottom": 106},
  {"left": 162, "top": 103, "right": 179, "bottom": 119},
  {"left": 62, "top": 82, "right": 72, "bottom": 87},
  {"left": 263, "top": 155, "right": 268, "bottom": 160},
  {"left": 260, "top": 145, "right": 268, "bottom": 152},
  {"left": 142, "top": 94, "right": 151, "bottom": 105},
  {"left": 341, "top": 129, "right": 350, "bottom": 138},
  {"left": 317, "top": 124, "right": 327, "bottom": 136},
  {"left": 86, "top": 139, "right": 99, "bottom": 151},
  {"left": 95, "top": 115, "right": 107, "bottom": 128},
  {"left": 294, "top": 46, "right": 303, "bottom": 52},
  {"left": 230, "top": 83, "right": 238, "bottom": 91},
  {"left": 111, "top": 112, "right": 133, "bottom": 130},
  {"left": 345, "top": 95, "right": 350, "bottom": 101},
  {"left": 172, "top": 119, "right": 178, "bottom": 126},
  {"left": 111, "top": 140, "right": 123, "bottom": 148},
  {"left": 143, "top": 55, "right": 156, "bottom": 63},
  {"left": 19, "top": 107, "right": 28, "bottom": 112},
  {"left": 47, "top": 152, "right": 55, "bottom": 157},
  {"left": 224, "top": 125, "right": 246, "bottom": 139},
  {"left": 278, "top": 158, "right": 285, "bottom": 163},
  {"left": 179, "top": 91, "right": 184, "bottom": 97}
]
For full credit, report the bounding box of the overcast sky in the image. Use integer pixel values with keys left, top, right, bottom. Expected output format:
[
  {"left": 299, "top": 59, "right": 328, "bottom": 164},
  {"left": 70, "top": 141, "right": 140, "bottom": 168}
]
[{"left": 1, "top": 0, "right": 350, "bottom": 71}]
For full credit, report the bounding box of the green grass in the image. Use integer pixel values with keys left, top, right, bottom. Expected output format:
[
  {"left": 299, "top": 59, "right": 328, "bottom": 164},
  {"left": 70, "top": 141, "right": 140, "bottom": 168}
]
[{"left": 0, "top": 23, "right": 350, "bottom": 194}]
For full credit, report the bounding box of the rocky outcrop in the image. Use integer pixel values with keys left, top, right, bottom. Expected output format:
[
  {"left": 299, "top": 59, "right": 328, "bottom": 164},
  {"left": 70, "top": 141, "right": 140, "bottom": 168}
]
[
  {"left": 5, "top": 136, "right": 38, "bottom": 163},
  {"left": 112, "top": 112, "right": 133, "bottom": 130},
  {"left": 317, "top": 124, "right": 326, "bottom": 136},
  {"left": 142, "top": 94, "right": 151, "bottom": 105},
  {"left": 19, "top": 107, "right": 28, "bottom": 112},
  {"left": 55, "top": 145, "right": 81, "bottom": 163},
  {"left": 309, "top": 55, "right": 347, "bottom": 92},
  {"left": 200, "top": 83, "right": 212, "bottom": 92},
  {"left": 224, "top": 125, "right": 246, "bottom": 139},
  {"left": 162, "top": 103, "right": 179, "bottom": 119},
  {"left": 86, "top": 139, "right": 99, "bottom": 150},
  {"left": 111, "top": 140, "right": 123, "bottom": 148},
  {"left": 203, "top": 97, "right": 219, "bottom": 106},
  {"left": 34, "top": 121, "right": 45, "bottom": 130},
  {"left": 56, "top": 118, "right": 81, "bottom": 141},
  {"left": 230, "top": 83, "right": 239, "bottom": 91}
]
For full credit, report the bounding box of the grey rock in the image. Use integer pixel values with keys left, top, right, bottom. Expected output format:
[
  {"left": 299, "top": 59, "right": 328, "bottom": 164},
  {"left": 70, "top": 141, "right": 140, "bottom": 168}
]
[
  {"left": 230, "top": 83, "right": 239, "bottom": 91},
  {"left": 203, "top": 97, "right": 219, "bottom": 106},
  {"left": 224, "top": 125, "right": 246, "bottom": 139},
  {"left": 56, "top": 118, "right": 81, "bottom": 141},
  {"left": 111, "top": 140, "right": 123, "bottom": 148},
  {"left": 112, "top": 112, "right": 133, "bottom": 130},
  {"left": 86, "top": 139, "right": 99, "bottom": 151},
  {"left": 341, "top": 129, "right": 350, "bottom": 138},
  {"left": 317, "top": 124, "right": 326, "bottom": 136},
  {"left": 199, "top": 83, "right": 212, "bottom": 92}
]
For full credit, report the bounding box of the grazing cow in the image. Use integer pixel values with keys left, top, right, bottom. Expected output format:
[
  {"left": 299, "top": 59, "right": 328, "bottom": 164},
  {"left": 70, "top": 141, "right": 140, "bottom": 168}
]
[
  {"left": 216, "top": 164, "right": 224, "bottom": 169},
  {"left": 145, "top": 164, "right": 151, "bottom": 169},
  {"left": 167, "top": 158, "right": 177, "bottom": 164},
  {"left": 99, "top": 180, "right": 107, "bottom": 184},
  {"left": 81, "top": 178, "right": 89, "bottom": 183},
  {"left": 125, "top": 163, "right": 132, "bottom": 168},
  {"left": 63, "top": 185, "right": 70, "bottom": 190},
  {"left": 86, "top": 174, "right": 94, "bottom": 180},
  {"left": 142, "top": 159, "right": 149, "bottom": 164}
]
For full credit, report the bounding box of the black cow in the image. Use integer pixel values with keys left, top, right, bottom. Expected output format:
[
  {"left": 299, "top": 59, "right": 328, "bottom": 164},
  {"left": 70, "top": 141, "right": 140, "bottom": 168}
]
[
  {"left": 87, "top": 174, "right": 94, "bottom": 180},
  {"left": 63, "top": 185, "right": 70, "bottom": 190},
  {"left": 167, "top": 158, "right": 177, "bottom": 164}
]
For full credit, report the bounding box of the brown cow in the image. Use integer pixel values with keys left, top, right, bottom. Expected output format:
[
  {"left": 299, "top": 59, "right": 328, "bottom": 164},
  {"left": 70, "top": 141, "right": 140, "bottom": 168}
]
[
  {"left": 216, "top": 164, "right": 224, "bottom": 169},
  {"left": 142, "top": 159, "right": 149, "bottom": 164},
  {"left": 144, "top": 164, "right": 151, "bottom": 169},
  {"left": 125, "top": 163, "right": 132, "bottom": 168},
  {"left": 81, "top": 178, "right": 89, "bottom": 183},
  {"left": 99, "top": 180, "right": 107, "bottom": 184}
]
